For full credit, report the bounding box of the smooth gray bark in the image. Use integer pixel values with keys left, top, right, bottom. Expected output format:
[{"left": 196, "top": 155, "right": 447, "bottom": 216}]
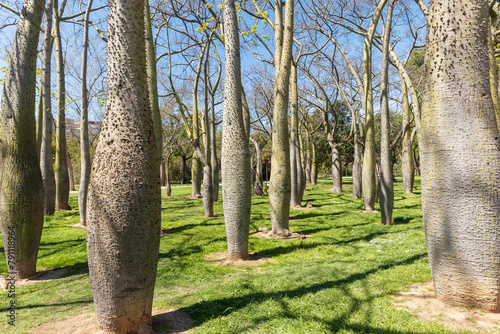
[
  {"left": 379, "top": 0, "right": 395, "bottom": 225},
  {"left": 54, "top": 0, "right": 71, "bottom": 211},
  {"left": 78, "top": 0, "right": 92, "bottom": 226}
]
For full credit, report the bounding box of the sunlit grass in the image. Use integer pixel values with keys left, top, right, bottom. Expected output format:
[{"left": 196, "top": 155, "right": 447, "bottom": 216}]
[{"left": 0, "top": 177, "right": 473, "bottom": 333}]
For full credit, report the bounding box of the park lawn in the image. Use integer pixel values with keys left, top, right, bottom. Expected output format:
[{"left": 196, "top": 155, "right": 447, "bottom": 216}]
[{"left": 0, "top": 177, "right": 474, "bottom": 333}]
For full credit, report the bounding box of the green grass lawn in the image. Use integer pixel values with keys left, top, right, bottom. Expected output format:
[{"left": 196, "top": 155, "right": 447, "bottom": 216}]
[{"left": 0, "top": 177, "right": 474, "bottom": 333}]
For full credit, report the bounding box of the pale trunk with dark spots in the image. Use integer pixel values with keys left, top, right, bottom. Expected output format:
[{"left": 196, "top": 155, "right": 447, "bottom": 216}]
[
  {"left": 86, "top": 0, "right": 161, "bottom": 331},
  {"left": 422, "top": 0, "right": 500, "bottom": 312}
]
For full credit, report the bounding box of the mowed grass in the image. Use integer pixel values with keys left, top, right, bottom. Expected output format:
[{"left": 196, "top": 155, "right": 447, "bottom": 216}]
[{"left": 0, "top": 177, "right": 473, "bottom": 333}]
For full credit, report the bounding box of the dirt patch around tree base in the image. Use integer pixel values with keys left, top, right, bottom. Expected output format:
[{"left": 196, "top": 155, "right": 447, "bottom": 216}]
[
  {"left": 392, "top": 280, "right": 500, "bottom": 333},
  {"left": 251, "top": 227, "right": 311, "bottom": 240},
  {"left": 204, "top": 251, "right": 276, "bottom": 267},
  {"left": 0, "top": 269, "right": 68, "bottom": 289},
  {"left": 31, "top": 308, "right": 194, "bottom": 334}
]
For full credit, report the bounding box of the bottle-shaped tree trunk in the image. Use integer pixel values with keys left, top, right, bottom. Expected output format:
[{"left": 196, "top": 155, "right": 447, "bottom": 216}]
[
  {"left": 422, "top": 0, "right": 500, "bottom": 312},
  {"left": 86, "top": 0, "right": 161, "bottom": 330},
  {"left": 0, "top": 0, "right": 45, "bottom": 279},
  {"left": 250, "top": 137, "right": 264, "bottom": 196},
  {"left": 222, "top": 0, "right": 251, "bottom": 260}
]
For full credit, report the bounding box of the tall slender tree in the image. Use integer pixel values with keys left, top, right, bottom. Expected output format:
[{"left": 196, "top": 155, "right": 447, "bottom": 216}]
[
  {"left": 78, "top": 0, "right": 93, "bottom": 226},
  {"left": 379, "top": 0, "right": 395, "bottom": 225},
  {"left": 86, "top": 0, "right": 161, "bottom": 331},
  {"left": 222, "top": 0, "right": 252, "bottom": 260},
  {"left": 361, "top": 0, "right": 388, "bottom": 212},
  {"left": 269, "top": 0, "right": 295, "bottom": 236},
  {"left": 54, "top": 0, "right": 71, "bottom": 210},
  {"left": 422, "top": 0, "right": 500, "bottom": 311},
  {"left": 0, "top": 0, "right": 45, "bottom": 279},
  {"left": 40, "top": 0, "right": 56, "bottom": 215}
]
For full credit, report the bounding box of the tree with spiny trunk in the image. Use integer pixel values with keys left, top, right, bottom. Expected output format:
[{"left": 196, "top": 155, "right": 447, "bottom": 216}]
[
  {"left": 54, "top": 0, "right": 71, "bottom": 211},
  {"left": 86, "top": 0, "right": 161, "bottom": 330},
  {"left": 222, "top": 0, "right": 252, "bottom": 260},
  {"left": 269, "top": 0, "right": 295, "bottom": 236},
  {"left": 40, "top": 0, "right": 56, "bottom": 215},
  {"left": 422, "top": 0, "right": 500, "bottom": 312},
  {"left": 250, "top": 137, "right": 263, "bottom": 196},
  {"left": 361, "top": 0, "right": 388, "bottom": 212},
  {"left": 0, "top": 0, "right": 45, "bottom": 279},
  {"left": 379, "top": 0, "right": 395, "bottom": 225}
]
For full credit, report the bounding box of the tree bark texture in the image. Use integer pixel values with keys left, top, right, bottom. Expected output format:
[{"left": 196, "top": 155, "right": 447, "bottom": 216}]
[
  {"left": 86, "top": 0, "right": 161, "bottom": 330},
  {"left": 310, "top": 139, "right": 318, "bottom": 185},
  {"left": 54, "top": 0, "right": 71, "bottom": 211},
  {"left": 222, "top": 0, "right": 251, "bottom": 260},
  {"left": 352, "top": 133, "right": 363, "bottom": 199},
  {"left": 379, "top": 0, "right": 395, "bottom": 225},
  {"left": 145, "top": 0, "right": 163, "bottom": 166},
  {"left": 41, "top": 0, "right": 56, "bottom": 215},
  {"left": 362, "top": 0, "right": 388, "bottom": 212},
  {"left": 0, "top": 0, "right": 45, "bottom": 279},
  {"left": 160, "top": 161, "right": 166, "bottom": 187},
  {"left": 422, "top": 0, "right": 500, "bottom": 312},
  {"left": 331, "top": 144, "right": 342, "bottom": 193},
  {"left": 67, "top": 148, "right": 75, "bottom": 191},
  {"left": 250, "top": 137, "right": 263, "bottom": 196},
  {"left": 269, "top": 0, "right": 294, "bottom": 236},
  {"left": 400, "top": 73, "right": 414, "bottom": 195},
  {"left": 78, "top": 0, "right": 92, "bottom": 226},
  {"left": 165, "top": 156, "right": 172, "bottom": 197},
  {"left": 290, "top": 63, "right": 303, "bottom": 206}
]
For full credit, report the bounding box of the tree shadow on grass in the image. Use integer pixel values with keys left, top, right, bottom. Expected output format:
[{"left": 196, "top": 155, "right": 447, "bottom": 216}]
[{"left": 180, "top": 253, "right": 426, "bottom": 326}]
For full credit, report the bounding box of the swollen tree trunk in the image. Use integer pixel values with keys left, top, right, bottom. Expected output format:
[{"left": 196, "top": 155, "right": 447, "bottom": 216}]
[
  {"left": 41, "top": 0, "right": 56, "bottom": 215},
  {"left": 250, "top": 137, "right": 263, "bottom": 196},
  {"left": 331, "top": 144, "right": 342, "bottom": 193},
  {"left": 290, "top": 63, "right": 303, "bottom": 207},
  {"left": 54, "top": 0, "right": 71, "bottom": 211},
  {"left": 422, "top": 0, "right": 500, "bottom": 312},
  {"left": 222, "top": 0, "right": 251, "bottom": 260},
  {"left": 269, "top": 0, "right": 294, "bottom": 236},
  {"left": 0, "top": 0, "right": 45, "bottom": 279},
  {"left": 400, "top": 72, "right": 414, "bottom": 194},
  {"left": 379, "top": 0, "right": 395, "bottom": 225},
  {"left": 361, "top": 0, "right": 388, "bottom": 212},
  {"left": 78, "top": 0, "right": 92, "bottom": 226},
  {"left": 86, "top": 0, "right": 161, "bottom": 330}
]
